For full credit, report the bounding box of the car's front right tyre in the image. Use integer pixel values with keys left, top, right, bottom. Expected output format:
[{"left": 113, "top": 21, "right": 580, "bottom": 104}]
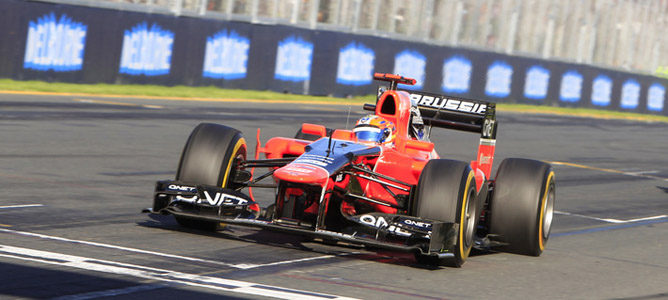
[{"left": 413, "top": 159, "right": 477, "bottom": 267}]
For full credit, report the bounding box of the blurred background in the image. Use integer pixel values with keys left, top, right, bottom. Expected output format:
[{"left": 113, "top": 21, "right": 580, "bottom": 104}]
[
  {"left": 5, "top": 0, "right": 667, "bottom": 114},
  {"left": 89, "top": 0, "right": 667, "bottom": 76}
]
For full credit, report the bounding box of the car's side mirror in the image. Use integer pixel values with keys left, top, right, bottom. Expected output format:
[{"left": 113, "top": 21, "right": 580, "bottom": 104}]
[
  {"left": 301, "top": 123, "right": 327, "bottom": 137},
  {"left": 332, "top": 129, "right": 354, "bottom": 140},
  {"left": 405, "top": 140, "right": 434, "bottom": 152}
]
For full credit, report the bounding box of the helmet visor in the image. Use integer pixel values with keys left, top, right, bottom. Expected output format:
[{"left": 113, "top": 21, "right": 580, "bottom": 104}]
[{"left": 353, "top": 127, "right": 382, "bottom": 143}]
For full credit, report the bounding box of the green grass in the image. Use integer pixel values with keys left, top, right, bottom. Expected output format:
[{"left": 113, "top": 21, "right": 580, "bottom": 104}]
[
  {"left": 0, "top": 79, "right": 371, "bottom": 103},
  {"left": 1, "top": 79, "right": 667, "bottom": 123},
  {"left": 495, "top": 104, "right": 668, "bottom": 123}
]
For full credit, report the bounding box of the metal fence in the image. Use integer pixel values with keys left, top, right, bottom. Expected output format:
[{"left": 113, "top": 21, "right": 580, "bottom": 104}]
[{"left": 47, "top": 0, "right": 668, "bottom": 75}]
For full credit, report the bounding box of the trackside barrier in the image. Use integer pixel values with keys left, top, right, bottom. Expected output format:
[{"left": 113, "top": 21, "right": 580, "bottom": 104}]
[{"left": 0, "top": 0, "right": 666, "bottom": 116}]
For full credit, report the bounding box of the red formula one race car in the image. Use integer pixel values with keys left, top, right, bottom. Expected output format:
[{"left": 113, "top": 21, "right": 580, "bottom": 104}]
[{"left": 149, "top": 73, "right": 556, "bottom": 267}]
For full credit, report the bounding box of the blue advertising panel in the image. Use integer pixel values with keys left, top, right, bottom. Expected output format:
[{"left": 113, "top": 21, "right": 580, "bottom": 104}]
[
  {"left": 620, "top": 79, "right": 640, "bottom": 109},
  {"left": 119, "top": 22, "right": 174, "bottom": 76},
  {"left": 23, "top": 12, "right": 87, "bottom": 72},
  {"left": 560, "top": 71, "right": 583, "bottom": 103},
  {"left": 202, "top": 29, "right": 250, "bottom": 80},
  {"left": 393, "top": 50, "right": 425, "bottom": 89},
  {"left": 591, "top": 75, "right": 612, "bottom": 107},
  {"left": 485, "top": 61, "right": 513, "bottom": 98},
  {"left": 524, "top": 65, "right": 550, "bottom": 100},
  {"left": 647, "top": 83, "right": 665, "bottom": 112},
  {"left": 441, "top": 55, "right": 471, "bottom": 94},
  {"left": 336, "top": 42, "right": 375, "bottom": 86},
  {"left": 274, "top": 35, "right": 313, "bottom": 82}
]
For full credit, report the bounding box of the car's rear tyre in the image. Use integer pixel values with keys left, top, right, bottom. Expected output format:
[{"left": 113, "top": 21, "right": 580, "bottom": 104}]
[
  {"left": 489, "top": 158, "right": 555, "bottom": 256},
  {"left": 413, "top": 159, "right": 477, "bottom": 267},
  {"left": 174, "top": 123, "right": 247, "bottom": 231}
]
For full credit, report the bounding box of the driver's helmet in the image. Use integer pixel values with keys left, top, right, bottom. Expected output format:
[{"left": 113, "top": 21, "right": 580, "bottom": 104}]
[{"left": 353, "top": 115, "right": 396, "bottom": 145}]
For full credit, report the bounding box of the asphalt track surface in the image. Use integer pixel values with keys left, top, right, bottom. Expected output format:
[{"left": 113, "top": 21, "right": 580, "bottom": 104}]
[{"left": 0, "top": 92, "right": 667, "bottom": 300}]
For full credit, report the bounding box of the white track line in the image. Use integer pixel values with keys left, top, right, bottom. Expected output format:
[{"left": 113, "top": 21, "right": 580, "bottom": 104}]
[
  {"left": 51, "top": 284, "right": 169, "bottom": 300},
  {"left": 0, "top": 244, "right": 357, "bottom": 300},
  {"left": 74, "top": 99, "right": 164, "bottom": 109},
  {"left": 234, "top": 254, "right": 338, "bottom": 269},
  {"left": 555, "top": 211, "right": 668, "bottom": 224},
  {"left": 548, "top": 161, "right": 668, "bottom": 182},
  {"left": 0, "top": 228, "right": 240, "bottom": 268},
  {"left": 621, "top": 170, "right": 660, "bottom": 175},
  {"left": 0, "top": 204, "right": 44, "bottom": 209},
  {"left": 0, "top": 228, "right": 337, "bottom": 270}
]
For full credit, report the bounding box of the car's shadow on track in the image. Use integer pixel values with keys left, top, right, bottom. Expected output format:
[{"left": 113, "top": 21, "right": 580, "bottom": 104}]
[
  {"left": 138, "top": 214, "right": 499, "bottom": 270},
  {"left": 139, "top": 214, "right": 313, "bottom": 249}
]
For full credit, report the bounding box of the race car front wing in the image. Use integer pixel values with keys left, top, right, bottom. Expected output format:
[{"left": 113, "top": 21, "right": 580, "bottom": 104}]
[{"left": 148, "top": 180, "right": 459, "bottom": 258}]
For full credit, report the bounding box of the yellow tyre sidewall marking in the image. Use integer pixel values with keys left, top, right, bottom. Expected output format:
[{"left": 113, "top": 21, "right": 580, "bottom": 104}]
[
  {"left": 218, "top": 137, "right": 246, "bottom": 229},
  {"left": 538, "top": 171, "right": 555, "bottom": 251},
  {"left": 221, "top": 138, "right": 246, "bottom": 188},
  {"left": 459, "top": 171, "right": 475, "bottom": 259}
]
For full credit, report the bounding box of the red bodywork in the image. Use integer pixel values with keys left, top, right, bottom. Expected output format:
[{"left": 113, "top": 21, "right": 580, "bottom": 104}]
[{"left": 255, "top": 88, "right": 496, "bottom": 216}]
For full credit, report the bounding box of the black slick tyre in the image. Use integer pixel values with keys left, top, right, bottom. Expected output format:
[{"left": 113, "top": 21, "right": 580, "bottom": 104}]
[
  {"left": 489, "top": 158, "right": 555, "bottom": 256},
  {"left": 413, "top": 159, "right": 477, "bottom": 267},
  {"left": 174, "top": 123, "right": 247, "bottom": 231}
]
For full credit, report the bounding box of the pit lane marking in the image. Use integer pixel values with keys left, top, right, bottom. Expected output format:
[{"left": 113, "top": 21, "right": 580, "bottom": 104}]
[
  {"left": 555, "top": 211, "right": 668, "bottom": 224},
  {"left": 0, "top": 244, "right": 357, "bottom": 300},
  {"left": 547, "top": 161, "right": 668, "bottom": 182},
  {"left": 0, "top": 204, "right": 44, "bottom": 209},
  {"left": 0, "top": 228, "right": 339, "bottom": 270}
]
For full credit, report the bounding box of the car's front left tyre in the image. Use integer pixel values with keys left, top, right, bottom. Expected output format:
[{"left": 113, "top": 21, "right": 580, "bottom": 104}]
[{"left": 174, "top": 123, "right": 247, "bottom": 231}]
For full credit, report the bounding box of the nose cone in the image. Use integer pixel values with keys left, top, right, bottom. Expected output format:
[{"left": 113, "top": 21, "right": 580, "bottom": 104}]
[{"left": 273, "top": 163, "right": 330, "bottom": 186}]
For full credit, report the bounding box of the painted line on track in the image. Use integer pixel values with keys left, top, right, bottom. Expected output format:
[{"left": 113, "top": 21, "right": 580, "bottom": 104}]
[
  {"left": 0, "top": 244, "right": 357, "bottom": 300},
  {"left": 233, "top": 254, "right": 342, "bottom": 270},
  {"left": 284, "top": 274, "right": 445, "bottom": 300},
  {"left": 0, "top": 228, "right": 339, "bottom": 270},
  {"left": 621, "top": 170, "right": 660, "bottom": 175},
  {"left": 4, "top": 89, "right": 668, "bottom": 122},
  {"left": 0, "top": 204, "right": 44, "bottom": 209},
  {"left": 555, "top": 211, "right": 668, "bottom": 224},
  {"left": 0, "top": 172, "right": 143, "bottom": 195},
  {"left": 548, "top": 161, "right": 668, "bottom": 182},
  {"left": 74, "top": 98, "right": 164, "bottom": 109},
  {"left": 50, "top": 284, "right": 169, "bottom": 300},
  {"left": 552, "top": 218, "right": 668, "bottom": 237}
]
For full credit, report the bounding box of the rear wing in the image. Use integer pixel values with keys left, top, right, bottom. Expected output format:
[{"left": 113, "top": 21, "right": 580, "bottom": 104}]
[{"left": 365, "top": 87, "right": 497, "bottom": 139}]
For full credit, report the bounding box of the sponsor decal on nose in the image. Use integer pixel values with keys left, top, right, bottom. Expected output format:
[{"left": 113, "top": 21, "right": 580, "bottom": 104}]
[{"left": 273, "top": 163, "right": 329, "bottom": 186}]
